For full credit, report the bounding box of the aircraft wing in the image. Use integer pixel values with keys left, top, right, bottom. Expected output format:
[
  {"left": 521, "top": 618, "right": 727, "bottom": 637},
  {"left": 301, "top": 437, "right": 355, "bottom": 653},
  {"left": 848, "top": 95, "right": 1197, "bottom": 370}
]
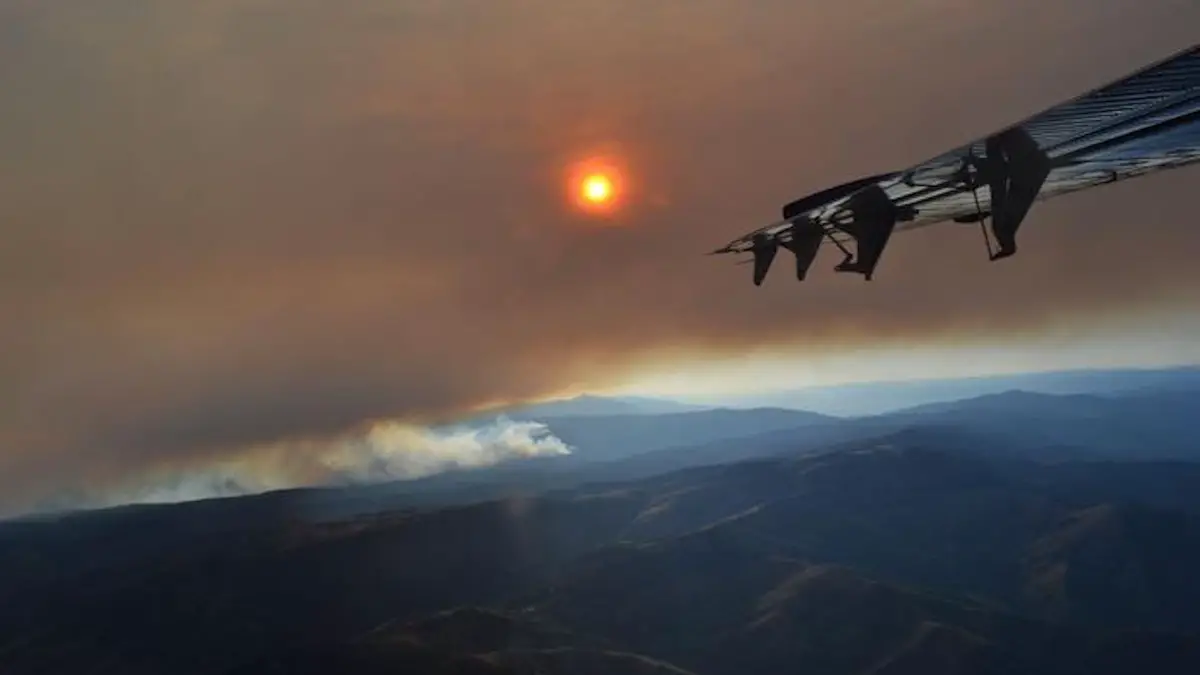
[{"left": 714, "top": 43, "right": 1200, "bottom": 283}]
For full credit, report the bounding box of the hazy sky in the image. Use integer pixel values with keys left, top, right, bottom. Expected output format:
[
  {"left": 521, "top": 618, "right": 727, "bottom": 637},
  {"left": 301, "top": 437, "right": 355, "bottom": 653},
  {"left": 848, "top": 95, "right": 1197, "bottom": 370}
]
[{"left": 2, "top": 0, "right": 1199, "bottom": 511}]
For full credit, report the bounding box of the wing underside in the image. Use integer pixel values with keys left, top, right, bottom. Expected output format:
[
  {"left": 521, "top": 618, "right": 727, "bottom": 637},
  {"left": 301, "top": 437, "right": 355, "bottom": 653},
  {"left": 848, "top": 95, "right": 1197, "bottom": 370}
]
[{"left": 715, "top": 44, "right": 1200, "bottom": 282}]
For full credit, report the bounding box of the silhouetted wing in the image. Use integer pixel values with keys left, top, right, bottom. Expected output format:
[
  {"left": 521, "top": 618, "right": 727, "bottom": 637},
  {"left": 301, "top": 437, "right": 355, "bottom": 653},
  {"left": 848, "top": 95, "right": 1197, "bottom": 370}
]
[
  {"left": 889, "top": 44, "right": 1200, "bottom": 233},
  {"left": 714, "top": 43, "right": 1200, "bottom": 283}
]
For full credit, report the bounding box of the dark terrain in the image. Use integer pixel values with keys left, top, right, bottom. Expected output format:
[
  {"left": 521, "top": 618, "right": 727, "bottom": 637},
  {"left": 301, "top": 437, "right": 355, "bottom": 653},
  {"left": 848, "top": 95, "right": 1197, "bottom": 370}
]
[{"left": 2, "top": 376, "right": 1200, "bottom": 675}]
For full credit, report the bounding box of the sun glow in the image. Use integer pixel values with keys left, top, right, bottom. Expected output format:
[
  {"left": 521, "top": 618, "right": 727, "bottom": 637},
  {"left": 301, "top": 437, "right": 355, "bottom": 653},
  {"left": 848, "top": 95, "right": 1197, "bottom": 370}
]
[
  {"left": 566, "top": 156, "right": 627, "bottom": 217},
  {"left": 582, "top": 174, "right": 613, "bottom": 203}
]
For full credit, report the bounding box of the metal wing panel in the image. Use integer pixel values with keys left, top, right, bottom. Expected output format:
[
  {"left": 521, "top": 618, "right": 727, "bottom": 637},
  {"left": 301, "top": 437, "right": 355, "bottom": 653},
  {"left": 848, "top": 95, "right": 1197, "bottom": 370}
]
[
  {"left": 713, "top": 44, "right": 1200, "bottom": 258},
  {"left": 888, "top": 45, "right": 1200, "bottom": 234}
]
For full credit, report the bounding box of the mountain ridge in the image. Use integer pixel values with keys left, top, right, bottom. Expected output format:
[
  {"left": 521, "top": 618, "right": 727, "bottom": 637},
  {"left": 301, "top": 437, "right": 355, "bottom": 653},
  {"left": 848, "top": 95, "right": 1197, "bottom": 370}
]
[{"left": 6, "top": 384, "right": 1200, "bottom": 674}]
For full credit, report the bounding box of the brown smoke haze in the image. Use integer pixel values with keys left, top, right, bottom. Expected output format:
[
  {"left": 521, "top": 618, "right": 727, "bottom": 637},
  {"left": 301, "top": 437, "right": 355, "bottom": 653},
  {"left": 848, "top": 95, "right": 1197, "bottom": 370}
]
[{"left": 2, "top": 0, "right": 1199, "bottom": 513}]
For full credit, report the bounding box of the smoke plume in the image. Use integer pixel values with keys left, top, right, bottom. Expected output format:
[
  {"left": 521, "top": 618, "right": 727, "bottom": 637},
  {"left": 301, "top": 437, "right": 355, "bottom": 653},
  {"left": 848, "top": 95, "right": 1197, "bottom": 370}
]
[{"left": 34, "top": 418, "right": 570, "bottom": 514}]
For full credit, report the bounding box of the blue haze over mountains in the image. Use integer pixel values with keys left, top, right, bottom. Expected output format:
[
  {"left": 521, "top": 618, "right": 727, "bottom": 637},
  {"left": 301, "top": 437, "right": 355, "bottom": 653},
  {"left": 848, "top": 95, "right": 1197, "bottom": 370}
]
[
  {"left": 502, "top": 365, "right": 1200, "bottom": 418},
  {"left": 4, "top": 364, "right": 1200, "bottom": 675},
  {"left": 477, "top": 366, "right": 1200, "bottom": 474},
  {"left": 717, "top": 365, "right": 1200, "bottom": 415}
]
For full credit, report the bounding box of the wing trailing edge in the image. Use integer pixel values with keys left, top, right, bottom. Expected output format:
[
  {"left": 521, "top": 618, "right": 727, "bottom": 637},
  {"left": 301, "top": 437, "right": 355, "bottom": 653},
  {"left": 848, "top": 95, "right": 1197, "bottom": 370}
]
[{"left": 715, "top": 43, "right": 1200, "bottom": 286}]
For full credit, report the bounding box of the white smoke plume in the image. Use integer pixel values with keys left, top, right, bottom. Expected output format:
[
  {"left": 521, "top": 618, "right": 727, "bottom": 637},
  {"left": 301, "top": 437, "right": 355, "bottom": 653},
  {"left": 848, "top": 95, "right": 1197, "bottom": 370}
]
[
  {"left": 316, "top": 416, "right": 571, "bottom": 483},
  {"left": 35, "top": 417, "right": 571, "bottom": 514}
]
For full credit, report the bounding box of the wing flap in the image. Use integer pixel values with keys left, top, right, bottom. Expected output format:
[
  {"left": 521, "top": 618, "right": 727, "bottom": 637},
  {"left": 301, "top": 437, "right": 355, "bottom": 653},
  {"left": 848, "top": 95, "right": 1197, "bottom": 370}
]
[{"left": 713, "top": 44, "right": 1200, "bottom": 283}]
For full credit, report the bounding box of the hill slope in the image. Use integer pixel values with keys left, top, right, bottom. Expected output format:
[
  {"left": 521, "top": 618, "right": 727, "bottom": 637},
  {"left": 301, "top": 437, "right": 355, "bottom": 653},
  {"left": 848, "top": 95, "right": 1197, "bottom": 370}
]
[{"left": 6, "top": 427, "right": 1200, "bottom": 673}]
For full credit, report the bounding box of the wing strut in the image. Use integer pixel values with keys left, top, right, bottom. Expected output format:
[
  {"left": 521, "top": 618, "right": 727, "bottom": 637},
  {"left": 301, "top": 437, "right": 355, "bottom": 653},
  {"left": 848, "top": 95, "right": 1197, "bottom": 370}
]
[
  {"left": 978, "top": 128, "right": 1052, "bottom": 261},
  {"left": 831, "top": 184, "right": 900, "bottom": 281},
  {"left": 968, "top": 165, "right": 996, "bottom": 259},
  {"left": 781, "top": 217, "right": 824, "bottom": 281},
  {"left": 750, "top": 233, "right": 778, "bottom": 286}
]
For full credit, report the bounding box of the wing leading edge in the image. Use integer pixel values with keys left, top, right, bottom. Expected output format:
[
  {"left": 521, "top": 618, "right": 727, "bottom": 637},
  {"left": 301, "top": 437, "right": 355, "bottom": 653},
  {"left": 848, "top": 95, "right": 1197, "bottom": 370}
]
[{"left": 713, "top": 43, "right": 1200, "bottom": 285}]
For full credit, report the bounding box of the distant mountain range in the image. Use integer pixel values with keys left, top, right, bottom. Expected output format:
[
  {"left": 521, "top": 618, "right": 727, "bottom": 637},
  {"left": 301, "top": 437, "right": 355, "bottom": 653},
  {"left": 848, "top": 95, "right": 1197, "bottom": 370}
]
[
  {"left": 489, "top": 394, "right": 712, "bottom": 419},
  {"left": 434, "top": 382, "right": 1200, "bottom": 496},
  {"left": 5, "top": 367, "right": 1200, "bottom": 674},
  {"left": 6, "top": 420, "right": 1200, "bottom": 672},
  {"left": 684, "top": 364, "right": 1200, "bottom": 416},
  {"left": 464, "top": 365, "right": 1200, "bottom": 470},
  {"left": 25, "top": 379, "right": 1194, "bottom": 524}
]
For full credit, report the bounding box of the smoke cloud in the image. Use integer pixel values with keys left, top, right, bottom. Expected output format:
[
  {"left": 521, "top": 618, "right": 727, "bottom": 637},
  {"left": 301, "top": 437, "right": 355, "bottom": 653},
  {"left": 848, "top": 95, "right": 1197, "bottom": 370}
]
[
  {"left": 33, "top": 418, "right": 570, "bottom": 514},
  {"left": 1, "top": 0, "right": 1198, "bottom": 516},
  {"left": 315, "top": 417, "right": 571, "bottom": 484}
]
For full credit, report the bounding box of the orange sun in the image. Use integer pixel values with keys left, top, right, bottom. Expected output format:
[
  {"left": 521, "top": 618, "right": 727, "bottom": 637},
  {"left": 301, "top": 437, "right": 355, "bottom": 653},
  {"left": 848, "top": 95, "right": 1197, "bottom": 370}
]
[
  {"left": 582, "top": 174, "right": 613, "bottom": 204},
  {"left": 567, "top": 157, "right": 626, "bottom": 217}
]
